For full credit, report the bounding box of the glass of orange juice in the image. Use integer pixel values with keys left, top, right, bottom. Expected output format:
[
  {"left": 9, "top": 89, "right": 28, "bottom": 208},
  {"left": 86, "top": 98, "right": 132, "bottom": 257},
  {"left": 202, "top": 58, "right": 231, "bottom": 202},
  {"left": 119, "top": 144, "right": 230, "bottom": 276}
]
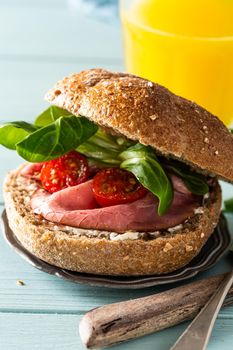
[{"left": 120, "top": 0, "right": 233, "bottom": 126}]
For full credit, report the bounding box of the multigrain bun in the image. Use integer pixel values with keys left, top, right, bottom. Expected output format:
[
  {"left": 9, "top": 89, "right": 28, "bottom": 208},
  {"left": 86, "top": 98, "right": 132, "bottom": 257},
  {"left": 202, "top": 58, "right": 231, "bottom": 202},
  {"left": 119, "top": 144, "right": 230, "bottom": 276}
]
[
  {"left": 3, "top": 69, "right": 231, "bottom": 276},
  {"left": 3, "top": 168, "right": 221, "bottom": 276},
  {"left": 45, "top": 69, "right": 233, "bottom": 183}
]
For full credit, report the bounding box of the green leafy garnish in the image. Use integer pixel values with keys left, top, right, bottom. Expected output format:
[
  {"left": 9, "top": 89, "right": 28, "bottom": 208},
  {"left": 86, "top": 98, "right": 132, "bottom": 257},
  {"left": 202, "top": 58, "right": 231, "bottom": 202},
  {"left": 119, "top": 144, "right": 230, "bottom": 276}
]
[
  {"left": 0, "top": 106, "right": 210, "bottom": 216},
  {"left": 79, "top": 136, "right": 173, "bottom": 214},
  {"left": 0, "top": 122, "right": 39, "bottom": 150},
  {"left": 16, "top": 115, "right": 98, "bottom": 162},
  {"left": 35, "top": 106, "right": 71, "bottom": 126},
  {"left": 77, "top": 129, "right": 134, "bottom": 165},
  {"left": 120, "top": 143, "right": 173, "bottom": 216},
  {"left": 0, "top": 107, "right": 97, "bottom": 162},
  {"left": 223, "top": 198, "right": 233, "bottom": 213},
  {"left": 163, "top": 160, "right": 209, "bottom": 195}
]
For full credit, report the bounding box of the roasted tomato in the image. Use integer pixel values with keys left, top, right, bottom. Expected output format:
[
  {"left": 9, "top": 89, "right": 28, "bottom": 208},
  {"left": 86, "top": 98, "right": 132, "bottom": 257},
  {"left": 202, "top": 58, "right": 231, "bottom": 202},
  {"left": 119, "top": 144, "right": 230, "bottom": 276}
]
[
  {"left": 92, "top": 168, "right": 147, "bottom": 207},
  {"left": 40, "top": 151, "right": 89, "bottom": 193}
]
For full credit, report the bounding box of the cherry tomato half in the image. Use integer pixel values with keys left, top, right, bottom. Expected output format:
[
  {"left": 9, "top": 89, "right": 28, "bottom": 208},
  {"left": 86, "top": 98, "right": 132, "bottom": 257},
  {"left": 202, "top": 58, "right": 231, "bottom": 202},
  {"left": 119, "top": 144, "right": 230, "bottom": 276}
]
[
  {"left": 92, "top": 168, "right": 147, "bottom": 207},
  {"left": 40, "top": 151, "right": 89, "bottom": 193}
]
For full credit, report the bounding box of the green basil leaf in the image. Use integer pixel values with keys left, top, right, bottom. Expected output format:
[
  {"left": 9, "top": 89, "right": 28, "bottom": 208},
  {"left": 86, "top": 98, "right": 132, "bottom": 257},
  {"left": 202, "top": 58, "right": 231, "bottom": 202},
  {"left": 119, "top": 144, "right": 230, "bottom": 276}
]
[
  {"left": 35, "top": 106, "right": 71, "bottom": 126},
  {"left": 223, "top": 198, "right": 233, "bottom": 213},
  {"left": 16, "top": 116, "right": 98, "bottom": 162},
  {"left": 0, "top": 121, "right": 39, "bottom": 150},
  {"left": 163, "top": 161, "right": 209, "bottom": 195},
  {"left": 120, "top": 143, "right": 173, "bottom": 216}
]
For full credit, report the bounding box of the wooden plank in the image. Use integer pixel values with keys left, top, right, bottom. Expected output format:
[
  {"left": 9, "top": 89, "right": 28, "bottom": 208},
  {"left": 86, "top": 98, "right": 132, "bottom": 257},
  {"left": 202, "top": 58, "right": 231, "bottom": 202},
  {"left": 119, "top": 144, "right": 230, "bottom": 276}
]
[
  {"left": 0, "top": 60, "right": 122, "bottom": 121},
  {"left": 0, "top": 312, "right": 233, "bottom": 350},
  {"left": 0, "top": 7, "right": 122, "bottom": 60},
  {"left": 0, "top": 0, "right": 66, "bottom": 8},
  {"left": 0, "top": 313, "right": 81, "bottom": 350},
  {"left": 0, "top": 3, "right": 232, "bottom": 350}
]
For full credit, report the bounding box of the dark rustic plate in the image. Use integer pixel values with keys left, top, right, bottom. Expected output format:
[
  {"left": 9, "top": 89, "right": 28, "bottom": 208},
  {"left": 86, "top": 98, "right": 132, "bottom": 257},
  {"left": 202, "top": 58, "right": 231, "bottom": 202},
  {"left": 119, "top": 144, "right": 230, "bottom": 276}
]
[{"left": 1, "top": 210, "right": 231, "bottom": 289}]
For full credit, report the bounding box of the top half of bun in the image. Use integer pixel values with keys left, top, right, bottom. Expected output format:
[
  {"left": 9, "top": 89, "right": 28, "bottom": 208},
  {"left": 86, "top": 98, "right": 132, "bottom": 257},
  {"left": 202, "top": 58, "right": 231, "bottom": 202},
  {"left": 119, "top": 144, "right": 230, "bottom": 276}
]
[{"left": 45, "top": 68, "right": 233, "bottom": 184}]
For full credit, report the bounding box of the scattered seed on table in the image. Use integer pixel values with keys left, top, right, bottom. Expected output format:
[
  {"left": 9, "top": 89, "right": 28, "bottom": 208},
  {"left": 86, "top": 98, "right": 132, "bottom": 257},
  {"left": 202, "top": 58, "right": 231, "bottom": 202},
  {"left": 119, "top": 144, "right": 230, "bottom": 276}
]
[{"left": 16, "top": 280, "right": 25, "bottom": 286}]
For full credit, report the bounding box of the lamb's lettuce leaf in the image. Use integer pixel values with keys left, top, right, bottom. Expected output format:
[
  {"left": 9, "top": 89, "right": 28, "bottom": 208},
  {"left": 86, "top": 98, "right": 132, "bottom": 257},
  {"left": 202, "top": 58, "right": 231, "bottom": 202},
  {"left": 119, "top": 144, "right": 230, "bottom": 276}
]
[
  {"left": 78, "top": 136, "right": 173, "bottom": 215},
  {"left": 35, "top": 106, "right": 71, "bottom": 126},
  {"left": 0, "top": 121, "right": 39, "bottom": 150},
  {"left": 223, "top": 198, "right": 233, "bottom": 213},
  {"left": 163, "top": 160, "right": 209, "bottom": 195},
  {"left": 0, "top": 106, "right": 210, "bottom": 216},
  {"left": 0, "top": 107, "right": 97, "bottom": 162},
  {"left": 16, "top": 115, "right": 97, "bottom": 162},
  {"left": 77, "top": 129, "right": 134, "bottom": 165},
  {"left": 120, "top": 143, "right": 173, "bottom": 216}
]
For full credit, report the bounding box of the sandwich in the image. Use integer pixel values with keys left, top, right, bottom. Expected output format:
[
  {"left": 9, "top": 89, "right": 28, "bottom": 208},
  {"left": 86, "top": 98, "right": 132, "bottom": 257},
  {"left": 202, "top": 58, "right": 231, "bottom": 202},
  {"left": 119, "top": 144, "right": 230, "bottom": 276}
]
[{"left": 1, "top": 68, "right": 233, "bottom": 276}]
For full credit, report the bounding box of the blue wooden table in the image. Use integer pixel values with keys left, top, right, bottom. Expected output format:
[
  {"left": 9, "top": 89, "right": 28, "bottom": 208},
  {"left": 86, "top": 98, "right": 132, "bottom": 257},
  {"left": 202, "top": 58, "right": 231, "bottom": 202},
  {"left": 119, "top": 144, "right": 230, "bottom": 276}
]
[{"left": 0, "top": 1, "right": 233, "bottom": 349}]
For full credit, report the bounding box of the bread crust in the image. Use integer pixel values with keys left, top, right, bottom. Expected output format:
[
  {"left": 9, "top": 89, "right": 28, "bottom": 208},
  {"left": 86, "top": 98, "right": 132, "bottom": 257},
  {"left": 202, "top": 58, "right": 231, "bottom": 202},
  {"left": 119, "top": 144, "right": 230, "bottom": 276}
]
[
  {"left": 45, "top": 68, "right": 233, "bottom": 184},
  {"left": 3, "top": 169, "right": 221, "bottom": 276}
]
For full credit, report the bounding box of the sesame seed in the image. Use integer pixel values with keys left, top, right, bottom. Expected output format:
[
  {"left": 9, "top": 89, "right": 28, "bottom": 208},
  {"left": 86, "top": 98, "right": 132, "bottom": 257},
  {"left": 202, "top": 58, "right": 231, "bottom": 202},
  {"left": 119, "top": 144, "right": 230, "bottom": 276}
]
[
  {"left": 201, "top": 233, "right": 205, "bottom": 238},
  {"left": 204, "top": 137, "right": 209, "bottom": 143},
  {"left": 148, "top": 81, "right": 153, "bottom": 87},
  {"left": 215, "top": 150, "right": 219, "bottom": 155}
]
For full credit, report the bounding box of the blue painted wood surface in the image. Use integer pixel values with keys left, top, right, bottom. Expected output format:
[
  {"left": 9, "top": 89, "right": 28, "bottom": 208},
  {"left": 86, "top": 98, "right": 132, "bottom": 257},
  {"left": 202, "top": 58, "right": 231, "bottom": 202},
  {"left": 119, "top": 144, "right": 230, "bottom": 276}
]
[{"left": 0, "top": 1, "right": 233, "bottom": 349}]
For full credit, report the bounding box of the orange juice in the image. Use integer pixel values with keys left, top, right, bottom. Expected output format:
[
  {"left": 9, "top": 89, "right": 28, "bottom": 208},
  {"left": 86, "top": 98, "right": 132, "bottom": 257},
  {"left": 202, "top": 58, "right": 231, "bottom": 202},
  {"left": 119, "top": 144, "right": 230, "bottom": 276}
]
[{"left": 121, "top": 0, "right": 233, "bottom": 125}]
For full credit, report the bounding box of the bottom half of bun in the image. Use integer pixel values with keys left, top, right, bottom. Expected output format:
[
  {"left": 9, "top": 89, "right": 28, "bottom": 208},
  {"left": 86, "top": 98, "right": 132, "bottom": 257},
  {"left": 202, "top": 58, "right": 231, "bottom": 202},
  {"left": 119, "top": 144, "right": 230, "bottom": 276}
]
[{"left": 3, "top": 169, "right": 222, "bottom": 276}]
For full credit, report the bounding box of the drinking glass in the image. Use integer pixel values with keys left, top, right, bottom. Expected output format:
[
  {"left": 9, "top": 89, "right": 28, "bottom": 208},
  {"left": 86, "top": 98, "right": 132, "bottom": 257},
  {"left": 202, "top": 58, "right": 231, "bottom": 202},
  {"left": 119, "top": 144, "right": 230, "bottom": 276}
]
[{"left": 120, "top": 0, "right": 233, "bottom": 126}]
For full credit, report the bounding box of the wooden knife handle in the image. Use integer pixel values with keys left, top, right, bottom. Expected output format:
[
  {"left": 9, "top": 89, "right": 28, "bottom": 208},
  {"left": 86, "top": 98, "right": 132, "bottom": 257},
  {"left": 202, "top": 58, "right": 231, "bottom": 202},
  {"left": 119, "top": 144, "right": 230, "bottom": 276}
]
[{"left": 79, "top": 273, "right": 233, "bottom": 349}]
